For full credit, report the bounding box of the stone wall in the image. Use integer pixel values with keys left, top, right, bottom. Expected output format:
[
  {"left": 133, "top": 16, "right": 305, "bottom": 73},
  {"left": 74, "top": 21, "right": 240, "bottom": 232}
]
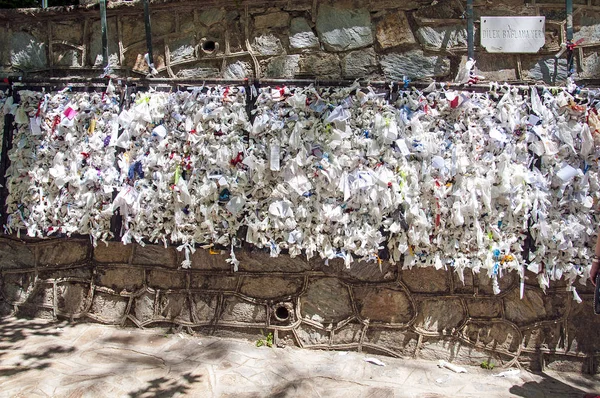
[
  {"left": 1, "top": 236, "right": 600, "bottom": 373},
  {"left": 2, "top": 0, "right": 600, "bottom": 374},
  {"left": 1, "top": 0, "right": 600, "bottom": 83}
]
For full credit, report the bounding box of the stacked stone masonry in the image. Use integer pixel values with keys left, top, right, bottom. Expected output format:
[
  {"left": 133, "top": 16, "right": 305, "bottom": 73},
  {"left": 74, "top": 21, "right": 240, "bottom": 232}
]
[
  {"left": 1, "top": 0, "right": 600, "bottom": 83},
  {"left": 1, "top": 237, "right": 600, "bottom": 373}
]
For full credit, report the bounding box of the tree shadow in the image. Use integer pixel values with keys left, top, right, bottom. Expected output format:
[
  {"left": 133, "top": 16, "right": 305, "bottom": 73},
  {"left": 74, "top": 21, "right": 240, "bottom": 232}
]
[
  {"left": 127, "top": 372, "right": 203, "bottom": 398},
  {"left": 509, "top": 372, "right": 594, "bottom": 398},
  {"left": 0, "top": 316, "right": 75, "bottom": 377}
]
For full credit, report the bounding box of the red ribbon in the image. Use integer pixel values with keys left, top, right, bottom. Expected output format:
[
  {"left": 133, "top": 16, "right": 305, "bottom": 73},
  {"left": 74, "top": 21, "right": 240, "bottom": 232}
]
[{"left": 230, "top": 151, "right": 244, "bottom": 166}]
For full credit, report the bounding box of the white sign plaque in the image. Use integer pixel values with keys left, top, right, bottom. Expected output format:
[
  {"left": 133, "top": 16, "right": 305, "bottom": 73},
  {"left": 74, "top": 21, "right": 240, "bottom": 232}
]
[{"left": 480, "top": 16, "right": 545, "bottom": 53}]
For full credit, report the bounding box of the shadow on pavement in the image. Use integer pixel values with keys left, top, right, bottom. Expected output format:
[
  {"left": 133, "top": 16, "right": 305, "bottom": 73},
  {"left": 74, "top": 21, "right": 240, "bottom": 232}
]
[
  {"left": 127, "top": 373, "right": 203, "bottom": 398},
  {"left": 0, "top": 316, "right": 74, "bottom": 378},
  {"left": 510, "top": 372, "right": 595, "bottom": 398}
]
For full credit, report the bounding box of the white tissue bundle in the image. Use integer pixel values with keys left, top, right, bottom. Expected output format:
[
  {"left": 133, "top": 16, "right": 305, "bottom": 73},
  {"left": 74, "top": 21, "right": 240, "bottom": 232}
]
[
  {"left": 112, "top": 87, "right": 250, "bottom": 254},
  {"left": 5, "top": 88, "right": 121, "bottom": 244},
  {"left": 3, "top": 83, "right": 600, "bottom": 293}
]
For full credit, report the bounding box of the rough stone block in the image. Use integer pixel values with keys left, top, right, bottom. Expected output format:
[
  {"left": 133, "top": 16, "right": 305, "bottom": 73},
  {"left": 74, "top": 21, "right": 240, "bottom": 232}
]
[
  {"left": 462, "top": 320, "right": 520, "bottom": 353},
  {"left": 51, "top": 20, "right": 83, "bottom": 43},
  {"left": 38, "top": 240, "right": 89, "bottom": 266},
  {"left": 39, "top": 266, "right": 93, "bottom": 281},
  {"left": 132, "top": 244, "right": 176, "bottom": 267},
  {"left": 316, "top": 4, "right": 373, "bottom": 52},
  {"left": 364, "top": 328, "right": 419, "bottom": 357},
  {"left": 469, "top": 54, "right": 517, "bottom": 82},
  {"left": 191, "top": 294, "right": 218, "bottom": 323},
  {"left": 147, "top": 269, "right": 187, "bottom": 290},
  {"left": 523, "top": 56, "right": 568, "bottom": 84},
  {"left": 119, "top": 16, "right": 145, "bottom": 48},
  {"left": 198, "top": 8, "right": 226, "bottom": 27},
  {"left": 156, "top": 292, "right": 191, "bottom": 323},
  {"left": 169, "top": 37, "right": 197, "bottom": 64},
  {"left": 453, "top": 267, "right": 475, "bottom": 294},
  {"left": 542, "top": 24, "right": 561, "bottom": 52},
  {"left": 0, "top": 25, "right": 10, "bottom": 66},
  {"left": 331, "top": 322, "right": 363, "bottom": 345},
  {"left": 543, "top": 355, "right": 587, "bottom": 373},
  {"left": 188, "top": 248, "right": 232, "bottom": 271},
  {"left": 131, "top": 49, "right": 166, "bottom": 74},
  {"left": 0, "top": 240, "right": 35, "bottom": 269},
  {"left": 90, "top": 17, "right": 119, "bottom": 66},
  {"left": 369, "top": 0, "right": 430, "bottom": 11},
  {"left": 151, "top": 12, "right": 175, "bottom": 37},
  {"left": 289, "top": 18, "right": 319, "bottom": 49},
  {"left": 89, "top": 291, "right": 128, "bottom": 323},
  {"left": 419, "top": 337, "right": 506, "bottom": 367},
  {"left": 236, "top": 249, "right": 314, "bottom": 273},
  {"left": 300, "top": 278, "right": 353, "bottom": 324},
  {"left": 414, "top": 298, "right": 465, "bottom": 335},
  {"left": 179, "top": 11, "right": 196, "bottom": 33},
  {"left": 342, "top": 47, "right": 378, "bottom": 79},
  {"left": 224, "top": 61, "right": 251, "bottom": 79},
  {"left": 567, "top": 299, "right": 600, "bottom": 354},
  {"left": 298, "top": 52, "right": 341, "bottom": 79},
  {"left": 254, "top": 12, "right": 289, "bottom": 30},
  {"left": 17, "top": 306, "right": 54, "bottom": 320},
  {"left": 296, "top": 322, "right": 330, "bottom": 346},
  {"left": 252, "top": 33, "right": 285, "bottom": 56},
  {"left": 401, "top": 267, "right": 449, "bottom": 293},
  {"left": 414, "top": 2, "right": 464, "bottom": 19},
  {"left": 380, "top": 51, "right": 450, "bottom": 80},
  {"left": 504, "top": 288, "right": 568, "bottom": 327},
  {"left": 574, "top": 10, "right": 600, "bottom": 44},
  {"left": 521, "top": 324, "right": 564, "bottom": 352},
  {"left": 239, "top": 276, "right": 303, "bottom": 299},
  {"left": 376, "top": 11, "right": 415, "bottom": 49},
  {"left": 95, "top": 266, "right": 144, "bottom": 292},
  {"left": 353, "top": 287, "right": 414, "bottom": 325},
  {"left": 11, "top": 31, "right": 47, "bottom": 70},
  {"left": 316, "top": 257, "right": 397, "bottom": 282},
  {"left": 264, "top": 55, "right": 300, "bottom": 78},
  {"left": 465, "top": 298, "right": 502, "bottom": 318},
  {"left": 190, "top": 275, "right": 238, "bottom": 291},
  {"left": 220, "top": 297, "right": 267, "bottom": 324},
  {"left": 276, "top": 330, "right": 300, "bottom": 347},
  {"left": 56, "top": 282, "right": 90, "bottom": 315},
  {"left": 580, "top": 50, "right": 600, "bottom": 80},
  {"left": 93, "top": 241, "right": 132, "bottom": 264},
  {"left": 2, "top": 273, "right": 36, "bottom": 304},
  {"left": 52, "top": 46, "right": 83, "bottom": 67},
  {"left": 475, "top": 268, "right": 516, "bottom": 295},
  {"left": 416, "top": 25, "right": 468, "bottom": 50},
  {"left": 29, "top": 283, "right": 54, "bottom": 307},
  {"left": 133, "top": 292, "right": 155, "bottom": 323}
]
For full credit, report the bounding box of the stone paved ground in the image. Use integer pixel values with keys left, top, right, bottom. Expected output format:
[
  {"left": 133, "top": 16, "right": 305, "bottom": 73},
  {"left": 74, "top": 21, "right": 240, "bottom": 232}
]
[{"left": 0, "top": 317, "right": 599, "bottom": 398}]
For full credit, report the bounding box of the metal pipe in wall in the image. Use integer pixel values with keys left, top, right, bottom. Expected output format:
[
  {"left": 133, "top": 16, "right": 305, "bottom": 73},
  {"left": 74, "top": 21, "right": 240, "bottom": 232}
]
[
  {"left": 143, "top": 0, "right": 154, "bottom": 71},
  {"left": 566, "top": 0, "right": 573, "bottom": 42},
  {"left": 467, "top": 0, "right": 474, "bottom": 60},
  {"left": 566, "top": 0, "right": 574, "bottom": 76},
  {"left": 99, "top": 0, "right": 108, "bottom": 68}
]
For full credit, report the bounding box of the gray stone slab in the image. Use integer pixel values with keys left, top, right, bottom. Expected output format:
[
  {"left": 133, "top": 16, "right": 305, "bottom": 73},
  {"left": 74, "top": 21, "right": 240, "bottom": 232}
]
[
  {"left": 523, "top": 56, "right": 568, "bottom": 84},
  {"left": 289, "top": 17, "right": 320, "bottom": 49},
  {"left": 11, "top": 32, "right": 47, "bottom": 70},
  {"left": 316, "top": 4, "right": 373, "bottom": 52},
  {"left": 380, "top": 50, "right": 450, "bottom": 80},
  {"left": 416, "top": 25, "right": 468, "bottom": 50},
  {"left": 342, "top": 47, "right": 378, "bottom": 79}
]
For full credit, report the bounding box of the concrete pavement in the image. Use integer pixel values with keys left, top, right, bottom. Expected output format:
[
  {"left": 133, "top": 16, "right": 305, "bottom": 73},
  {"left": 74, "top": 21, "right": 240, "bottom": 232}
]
[{"left": 0, "top": 316, "right": 599, "bottom": 397}]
